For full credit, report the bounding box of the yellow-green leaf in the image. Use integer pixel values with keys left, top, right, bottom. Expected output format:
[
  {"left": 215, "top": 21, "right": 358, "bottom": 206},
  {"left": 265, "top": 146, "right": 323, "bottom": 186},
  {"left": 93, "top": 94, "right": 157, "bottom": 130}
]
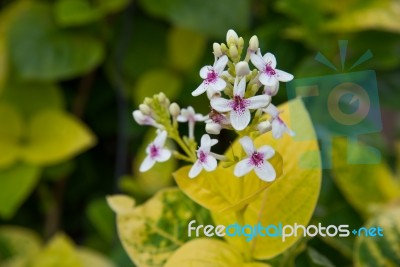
[
  {"left": 0, "top": 163, "right": 41, "bottom": 219},
  {"left": 78, "top": 248, "right": 116, "bottom": 267},
  {"left": 332, "top": 137, "right": 400, "bottom": 217},
  {"left": 164, "top": 238, "right": 271, "bottom": 267},
  {"left": 0, "top": 38, "right": 7, "bottom": 95},
  {"left": 133, "top": 69, "right": 182, "bottom": 106},
  {"left": 0, "top": 104, "right": 22, "bottom": 169},
  {"left": 21, "top": 110, "right": 96, "bottom": 166},
  {"left": 30, "top": 234, "right": 83, "bottom": 267},
  {"left": 167, "top": 27, "right": 205, "bottom": 72},
  {"left": 355, "top": 206, "right": 400, "bottom": 267},
  {"left": 108, "top": 188, "right": 211, "bottom": 267},
  {"left": 212, "top": 99, "right": 322, "bottom": 259},
  {"left": 0, "top": 226, "right": 42, "bottom": 266}
]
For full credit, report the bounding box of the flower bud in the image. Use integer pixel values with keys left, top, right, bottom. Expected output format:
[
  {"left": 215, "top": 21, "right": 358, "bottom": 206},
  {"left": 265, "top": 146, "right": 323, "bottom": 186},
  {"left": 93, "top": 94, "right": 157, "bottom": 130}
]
[
  {"left": 157, "top": 92, "right": 167, "bottom": 103},
  {"left": 229, "top": 46, "right": 238, "bottom": 59},
  {"left": 235, "top": 61, "right": 250, "bottom": 77},
  {"left": 206, "top": 122, "right": 222, "bottom": 135},
  {"left": 139, "top": 104, "right": 151, "bottom": 115},
  {"left": 169, "top": 102, "right": 180, "bottom": 117},
  {"left": 213, "top": 43, "right": 223, "bottom": 57},
  {"left": 257, "top": 121, "right": 272, "bottom": 134},
  {"left": 264, "top": 82, "right": 279, "bottom": 96},
  {"left": 249, "top": 35, "right": 259, "bottom": 51},
  {"left": 144, "top": 97, "right": 152, "bottom": 106},
  {"left": 226, "top": 29, "right": 239, "bottom": 46}
]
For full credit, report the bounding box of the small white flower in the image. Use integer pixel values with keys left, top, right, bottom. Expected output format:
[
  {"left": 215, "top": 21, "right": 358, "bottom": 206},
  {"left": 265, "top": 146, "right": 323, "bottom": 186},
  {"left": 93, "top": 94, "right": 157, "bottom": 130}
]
[
  {"left": 250, "top": 52, "right": 293, "bottom": 87},
  {"left": 226, "top": 29, "right": 239, "bottom": 45},
  {"left": 140, "top": 130, "right": 171, "bottom": 172},
  {"left": 177, "top": 106, "right": 207, "bottom": 139},
  {"left": 211, "top": 77, "right": 270, "bottom": 131},
  {"left": 263, "top": 104, "right": 294, "bottom": 139},
  {"left": 234, "top": 136, "right": 276, "bottom": 181},
  {"left": 192, "top": 55, "right": 228, "bottom": 98},
  {"left": 235, "top": 61, "right": 250, "bottom": 77},
  {"left": 205, "top": 110, "right": 230, "bottom": 135},
  {"left": 189, "top": 134, "right": 218, "bottom": 178},
  {"left": 133, "top": 110, "right": 156, "bottom": 126}
]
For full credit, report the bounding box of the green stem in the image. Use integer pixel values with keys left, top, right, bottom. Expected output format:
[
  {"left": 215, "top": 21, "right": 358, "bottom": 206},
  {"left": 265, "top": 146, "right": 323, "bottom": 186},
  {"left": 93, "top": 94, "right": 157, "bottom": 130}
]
[{"left": 171, "top": 132, "right": 196, "bottom": 162}]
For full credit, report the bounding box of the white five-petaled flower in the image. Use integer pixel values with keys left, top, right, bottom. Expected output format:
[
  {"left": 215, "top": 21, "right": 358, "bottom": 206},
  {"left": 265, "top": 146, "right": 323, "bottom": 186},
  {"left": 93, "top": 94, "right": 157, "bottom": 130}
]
[
  {"left": 189, "top": 134, "right": 218, "bottom": 178},
  {"left": 234, "top": 136, "right": 276, "bottom": 181},
  {"left": 264, "top": 104, "right": 295, "bottom": 139},
  {"left": 140, "top": 130, "right": 171, "bottom": 172},
  {"left": 250, "top": 51, "right": 293, "bottom": 87},
  {"left": 177, "top": 106, "right": 207, "bottom": 139},
  {"left": 192, "top": 55, "right": 228, "bottom": 98},
  {"left": 210, "top": 77, "right": 270, "bottom": 131}
]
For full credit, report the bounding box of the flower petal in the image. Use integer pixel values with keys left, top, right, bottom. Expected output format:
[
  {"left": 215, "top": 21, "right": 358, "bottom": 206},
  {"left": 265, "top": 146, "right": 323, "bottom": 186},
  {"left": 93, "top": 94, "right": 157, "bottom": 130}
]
[
  {"left": 254, "top": 161, "right": 276, "bottom": 182},
  {"left": 189, "top": 161, "right": 203, "bottom": 178},
  {"left": 156, "top": 149, "right": 171, "bottom": 162},
  {"left": 200, "top": 134, "right": 212, "bottom": 147},
  {"left": 233, "top": 77, "right": 246, "bottom": 97},
  {"left": 139, "top": 156, "right": 156, "bottom": 172},
  {"left": 262, "top": 53, "right": 276, "bottom": 69},
  {"left": 210, "top": 78, "right": 226, "bottom": 92},
  {"left": 239, "top": 136, "right": 255, "bottom": 155},
  {"left": 264, "top": 81, "right": 279, "bottom": 96},
  {"left": 234, "top": 158, "right": 253, "bottom": 177},
  {"left": 202, "top": 155, "right": 217, "bottom": 172},
  {"left": 230, "top": 109, "right": 250, "bottom": 131},
  {"left": 214, "top": 55, "right": 228, "bottom": 73},
  {"left": 247, "top": 95, "right": 270, "bottom": 109},
  {"left": 259, "top": 73, "right": 278, "bottom": 86},
  {"left": 153, "top": 130, "right": 168, "bottom": 147},
  {"left": 272, "top": 119, "right": 285, "bottom": 139},
  {"left": 192, "top": 82, "right": 207, "bottom": 97},
  {"left": 177, "top": 115, "right": 188, "bottom": 122},
  {"left": 263, "top": 103, "right": 279, "bottom": 118},
  {"left": 250, "top": 53, "right": 265, "bottom": 71},
  {"left": 258, "top": 146, "right": 275, "bottom": 160},
  {"left": 276, "top": 69, "right": 294, "bottom": 82},
  {"left": 210, "top": 97, "right": 232, "bottom": 113},
  {"left": 200, "top": 66, "right": 211, "bottom": 79}
]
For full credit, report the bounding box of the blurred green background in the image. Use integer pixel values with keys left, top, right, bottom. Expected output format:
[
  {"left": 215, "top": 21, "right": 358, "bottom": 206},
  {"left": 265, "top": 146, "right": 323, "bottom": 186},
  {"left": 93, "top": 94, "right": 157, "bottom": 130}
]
[{"left": 0, "top": 0, "right": 399, "bottom": 266}]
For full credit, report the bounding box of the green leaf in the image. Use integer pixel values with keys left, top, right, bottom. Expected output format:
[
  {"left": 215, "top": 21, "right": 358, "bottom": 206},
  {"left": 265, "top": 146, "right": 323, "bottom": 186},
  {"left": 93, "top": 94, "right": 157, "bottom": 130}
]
[
  {"left": 107, "top": 188, "right": 212, "bottom": 267},
  {"left": 133, "top": 69, "right": 182, "bottom": 106},
  {"left": 138, "top": 0, "right": 250, "bottom": 37},
  {"left": 0, "top": 38, "right": 7, "bottom": 96},
  {"left": 306, "top": 247, "right": 335, "bottom": 267},
  {"left": 0, "top": 104, "right": 22, "bottom": 169},
  {"left": 54, "top": 0, "right": 131, "bottom": 27},
  {"left": 167, "top": 27, "right": 205, "bottom": 72},
  {"left": 331, "top": 137, "right": 400, "bottom": 217},
  {"left": 355, "top": 207, "right": 400, "bottom": 267},
  {"left": 87, "top": 198, "right": 114, "bottom": 243},
  {"left": 211, "top": 99, "right": 322, "bottom": 259},
  {"left": 8, "top": 1, "right": 104, "bottom": 81},
  {"left": 0, "top": 82, "right": 64, "bottom": 119},
  {"left": 164, "top": 238, "right": 272, "bottom": 267},
  {"left": 132, "top": 129, "right": 177, "bottom": 196},
  {"left": 0, "top": 226, "right": 42, "bottom": 265},
  {"left": 21, "top": 110, "right": 96, "bottom": 166},
  {"left": 30, "top": 234, "right": 83, "bottom": 267},
  {"left": 0, "top": 163, "right": 40, "bottom": 219},
  {"left": 78, "top": 248, "right": 116, "bottom": 267}
]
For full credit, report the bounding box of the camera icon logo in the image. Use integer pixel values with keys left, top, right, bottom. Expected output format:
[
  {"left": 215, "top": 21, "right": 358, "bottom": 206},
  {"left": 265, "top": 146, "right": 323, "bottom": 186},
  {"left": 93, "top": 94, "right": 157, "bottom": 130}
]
[{"left": 286, "top": 41, "right": 382, "bottom": 168}]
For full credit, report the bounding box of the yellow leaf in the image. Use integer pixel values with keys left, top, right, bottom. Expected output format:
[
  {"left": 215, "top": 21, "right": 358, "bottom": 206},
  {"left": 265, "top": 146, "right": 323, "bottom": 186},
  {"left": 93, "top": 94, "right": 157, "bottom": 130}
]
[
  {"left": 0, "top": 104, "right": 22, "bottom": 169},
  {"left": 165, "top": 238, "right": 270, "bottom": 267},
  {"left": 30, "top": 233, "right": 83, "bottom": 267},
  {"left": 21, "top": 110, "right": 96, "bottom": 165},
  {"left": 78, "top": 248, "right": 116, "bottom": 267},
  {"left": 332, "top": 137, "right": 400, "bottom": 217},
  {"left": 106, "top": 194, "right": 135, "bottom": 215},
  {"left": 212, "top": 99, "right": 322, "bottom": 259}
]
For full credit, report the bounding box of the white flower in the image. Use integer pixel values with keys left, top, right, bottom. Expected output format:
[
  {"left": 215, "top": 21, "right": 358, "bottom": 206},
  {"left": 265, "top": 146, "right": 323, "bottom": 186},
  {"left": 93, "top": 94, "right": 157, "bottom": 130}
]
[
  {"left": 234, "top": 136, "right": 276, "bottom": 181},
  {"left": 189, "top": 134, "right": 218, "bottom": 178},
  {"left": 140, "top": 130, "right": 171, "bottom": 172},
  {"left": 250, "top": 52, "right": 293, "bottom": 87},
  {"left": 263, "top": 104, "right": 294, "bottom": 139},
  {"left": 210, "top": 77, "right": 270, "bottom": 131},
  {"left": 133, "top": 110, "right": 164, "bottom": 129},
  {"left": 205, "top": 109, "right": 230, "bottom": 135},
  {"left": 192, "top": 55, "right": 228, "bottom": 98},
  {"left": 177, "top": 106, "right": 207, "bottom": 139}
]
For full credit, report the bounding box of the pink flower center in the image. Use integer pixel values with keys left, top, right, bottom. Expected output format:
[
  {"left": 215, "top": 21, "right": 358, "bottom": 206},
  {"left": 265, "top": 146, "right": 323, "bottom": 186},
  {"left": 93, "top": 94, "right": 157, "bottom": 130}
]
[
  {"left": 230, "top": 95, "right": 250, "bottom": 114},
  {"left": 205, "top": 69, "right": 218, "bottom": 84},
  {"left": 210, "top": 110, "right": 225, "bottom": 124},
  {"left": 198, "top": 150, "right": 208, "bottom": 163},
  {"left": 265, "top": 63, "right": 276, "bottom": 77},
  {"left": 149, "top": 145, "right": 160, "bottom": 159},
  {"left": 250, "top": 152, "right": 264, "bottom": 167}
]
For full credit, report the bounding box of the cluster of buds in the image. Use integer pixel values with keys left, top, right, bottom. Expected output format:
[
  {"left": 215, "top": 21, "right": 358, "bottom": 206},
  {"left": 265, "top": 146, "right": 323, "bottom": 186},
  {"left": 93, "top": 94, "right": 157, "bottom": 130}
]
[{"left": 133, "top": 29, "right": 294, "bottom": 181}]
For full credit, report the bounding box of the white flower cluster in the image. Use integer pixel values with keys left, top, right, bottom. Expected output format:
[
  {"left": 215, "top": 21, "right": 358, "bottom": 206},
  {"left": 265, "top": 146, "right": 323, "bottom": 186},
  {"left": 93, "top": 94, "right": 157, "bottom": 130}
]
[{"left": 132, "top": 29, "right": 294, "bottom": 181}]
